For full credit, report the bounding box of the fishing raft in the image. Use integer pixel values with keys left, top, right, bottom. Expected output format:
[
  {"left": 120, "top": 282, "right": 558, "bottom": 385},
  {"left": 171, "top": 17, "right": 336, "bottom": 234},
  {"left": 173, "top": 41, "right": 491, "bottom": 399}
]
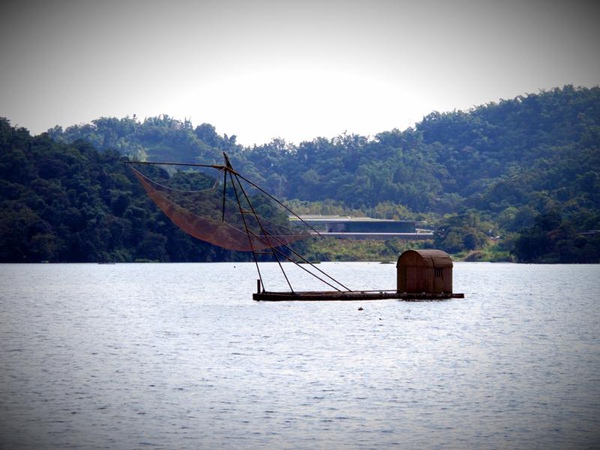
[{"left": 128, "top": 154, "right": 464, "bottom": 302}]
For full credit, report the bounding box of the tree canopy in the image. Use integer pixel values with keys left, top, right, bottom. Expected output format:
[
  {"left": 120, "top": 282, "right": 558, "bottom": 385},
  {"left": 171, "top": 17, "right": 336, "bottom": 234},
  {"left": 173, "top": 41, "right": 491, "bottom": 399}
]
[{"left": 2, "top": 85, "right": 599, "bottom": 262}]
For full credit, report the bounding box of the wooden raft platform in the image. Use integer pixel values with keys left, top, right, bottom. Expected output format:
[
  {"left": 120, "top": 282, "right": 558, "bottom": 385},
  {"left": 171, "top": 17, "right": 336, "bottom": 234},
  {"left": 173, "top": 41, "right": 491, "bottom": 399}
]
[{"left": 253, "top": 290, "right": 465, "bottom": 302}]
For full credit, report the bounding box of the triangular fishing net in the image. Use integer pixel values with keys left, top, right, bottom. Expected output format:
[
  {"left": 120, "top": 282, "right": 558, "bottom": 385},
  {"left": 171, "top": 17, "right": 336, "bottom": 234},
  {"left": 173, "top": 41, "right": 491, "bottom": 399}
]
[{"left": 128, "top": 161, "right": 311, "bottom": 252}]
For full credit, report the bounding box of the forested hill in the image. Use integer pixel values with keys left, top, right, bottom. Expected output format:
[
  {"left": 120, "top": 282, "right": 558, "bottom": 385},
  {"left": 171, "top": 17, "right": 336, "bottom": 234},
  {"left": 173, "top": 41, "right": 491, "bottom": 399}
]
[{"left": 2, "top": 85, "right": 599, "bottom": 263}]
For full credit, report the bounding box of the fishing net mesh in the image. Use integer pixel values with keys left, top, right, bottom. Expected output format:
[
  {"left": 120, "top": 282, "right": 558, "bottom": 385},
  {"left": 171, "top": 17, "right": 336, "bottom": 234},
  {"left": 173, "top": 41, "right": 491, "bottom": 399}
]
[{"left": 129, "top": 164, "right": 309, "bottom": 252}]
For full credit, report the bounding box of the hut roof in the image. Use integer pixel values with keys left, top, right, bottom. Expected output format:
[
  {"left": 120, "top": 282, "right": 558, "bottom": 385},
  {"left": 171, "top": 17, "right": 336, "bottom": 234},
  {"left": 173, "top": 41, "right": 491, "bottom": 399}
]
[{"left": 397, "top": 249, "right": 453, "bottom": 268}]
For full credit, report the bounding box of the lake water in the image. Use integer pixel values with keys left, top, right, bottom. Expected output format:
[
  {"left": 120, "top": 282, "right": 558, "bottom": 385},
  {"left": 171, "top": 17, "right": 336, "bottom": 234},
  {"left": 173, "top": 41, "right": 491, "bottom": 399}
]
[{"left": 1, "top": 262, "right": 599, "bottom": 449}]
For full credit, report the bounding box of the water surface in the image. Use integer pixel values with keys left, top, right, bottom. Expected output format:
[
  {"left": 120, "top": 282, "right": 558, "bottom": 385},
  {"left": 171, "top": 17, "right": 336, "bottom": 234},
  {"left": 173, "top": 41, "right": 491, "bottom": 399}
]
[{"left": 1, "top": 262, "right": 599, "bottom": 449}]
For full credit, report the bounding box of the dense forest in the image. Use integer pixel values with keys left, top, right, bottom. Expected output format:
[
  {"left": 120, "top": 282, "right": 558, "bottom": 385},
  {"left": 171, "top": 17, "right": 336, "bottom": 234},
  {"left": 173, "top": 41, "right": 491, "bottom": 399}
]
[{"left": 1, "top": 85, "right": 599, "bottom": 263}]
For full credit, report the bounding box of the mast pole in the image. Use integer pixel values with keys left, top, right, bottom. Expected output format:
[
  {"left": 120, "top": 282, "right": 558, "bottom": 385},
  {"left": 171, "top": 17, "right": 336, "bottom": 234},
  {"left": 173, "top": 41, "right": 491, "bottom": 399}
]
[{"left": 223, "top": 153, "right": 296, "bottom": 293}]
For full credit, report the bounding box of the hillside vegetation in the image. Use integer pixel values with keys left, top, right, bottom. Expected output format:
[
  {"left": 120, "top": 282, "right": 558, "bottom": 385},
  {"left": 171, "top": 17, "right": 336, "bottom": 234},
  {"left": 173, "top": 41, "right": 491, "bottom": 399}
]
[{"left": 1, "top": 85, "right": 599, "bottom": 263}]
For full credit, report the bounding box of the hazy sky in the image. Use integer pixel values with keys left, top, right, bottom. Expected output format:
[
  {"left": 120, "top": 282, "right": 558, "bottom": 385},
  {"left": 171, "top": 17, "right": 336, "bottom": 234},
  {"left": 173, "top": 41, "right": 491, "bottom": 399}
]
[{"left": 1, "top": 0, "right": 599, "bottom": 146}]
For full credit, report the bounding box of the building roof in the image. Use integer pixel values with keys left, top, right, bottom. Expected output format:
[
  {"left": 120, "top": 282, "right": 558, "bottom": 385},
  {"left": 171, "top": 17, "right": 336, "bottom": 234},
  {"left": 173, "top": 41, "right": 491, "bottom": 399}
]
[
  {"left": 292, "top": 215, "right": 412, "bottom": 223},
  {"left": 397, "top": 249, "right": 453, "bottom": 268}
]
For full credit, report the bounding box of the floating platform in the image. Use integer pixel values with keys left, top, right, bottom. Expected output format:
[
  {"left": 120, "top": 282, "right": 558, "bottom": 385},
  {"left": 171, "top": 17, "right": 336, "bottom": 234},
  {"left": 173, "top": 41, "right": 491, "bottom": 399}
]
[
  {"left": 253, "top": 290, "right": 464, "bottom": 302},
  {"left": 129, "top": 159, "right": 466, "bottom": 304}
]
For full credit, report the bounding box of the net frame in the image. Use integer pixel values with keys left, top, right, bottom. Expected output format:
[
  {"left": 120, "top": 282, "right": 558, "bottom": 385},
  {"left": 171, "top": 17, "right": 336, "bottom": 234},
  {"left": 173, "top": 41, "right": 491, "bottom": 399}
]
[{"left": 128, "top": 154, "right": 351, "bottom": 293}]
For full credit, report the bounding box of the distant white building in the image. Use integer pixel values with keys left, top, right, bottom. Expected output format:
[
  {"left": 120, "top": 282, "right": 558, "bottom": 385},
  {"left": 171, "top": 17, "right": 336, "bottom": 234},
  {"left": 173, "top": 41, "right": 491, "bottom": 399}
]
[{"left": 292, "top": 216, "right": 433, "bottom": 240}]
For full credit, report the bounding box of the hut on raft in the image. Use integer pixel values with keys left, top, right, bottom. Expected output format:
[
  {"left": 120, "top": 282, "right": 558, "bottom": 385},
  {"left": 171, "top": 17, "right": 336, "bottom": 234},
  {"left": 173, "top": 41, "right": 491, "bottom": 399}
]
[{"left": 397, "top": 249, "right": 454, "bottom": 295}]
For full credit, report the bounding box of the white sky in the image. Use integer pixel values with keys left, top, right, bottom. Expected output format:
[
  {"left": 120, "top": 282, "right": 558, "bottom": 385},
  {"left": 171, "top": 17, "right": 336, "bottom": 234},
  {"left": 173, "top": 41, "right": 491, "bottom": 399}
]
[{"left": 1, "top": 0, "right": 599, "bottom": 146}]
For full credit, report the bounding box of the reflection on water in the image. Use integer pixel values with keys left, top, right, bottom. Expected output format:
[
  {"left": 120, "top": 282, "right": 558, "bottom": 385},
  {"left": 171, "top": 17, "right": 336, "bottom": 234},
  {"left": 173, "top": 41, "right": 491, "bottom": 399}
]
[{"left": 1, "top": 262, "right": 599, "bottom": 449}]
